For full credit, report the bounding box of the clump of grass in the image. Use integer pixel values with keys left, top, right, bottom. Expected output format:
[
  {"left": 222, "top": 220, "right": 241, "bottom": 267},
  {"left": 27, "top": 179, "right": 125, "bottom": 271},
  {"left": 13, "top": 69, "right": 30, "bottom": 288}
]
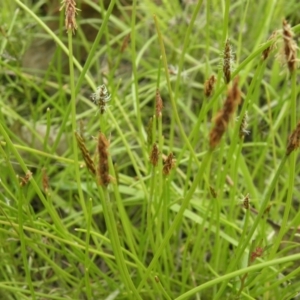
[{"left": 1, "top": 1, "right": 300, "bottom": 299}]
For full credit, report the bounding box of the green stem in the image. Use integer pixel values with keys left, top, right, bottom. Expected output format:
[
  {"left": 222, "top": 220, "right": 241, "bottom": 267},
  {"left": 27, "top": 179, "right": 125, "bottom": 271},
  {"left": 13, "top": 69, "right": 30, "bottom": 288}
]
[
  {"left": 68, "top": 30, "right": 87, "bottom": 220},
  {"left": 153, "top": 15, "right": 202, "bottom": 167},
  {"left": 174, "top": 253, "right": 300, "bottom": 300},
  {"left": 137, "top": 151, "right": 212, "bottom": 291},
  {"left": 214, "top": 156, "right": 288, "bottom": 298},
  {"left": 269, "top": 68, "right": 297, "bottom": 257},
  {"left": 98, "top": 187, "right": 142, "bottom": 299}
]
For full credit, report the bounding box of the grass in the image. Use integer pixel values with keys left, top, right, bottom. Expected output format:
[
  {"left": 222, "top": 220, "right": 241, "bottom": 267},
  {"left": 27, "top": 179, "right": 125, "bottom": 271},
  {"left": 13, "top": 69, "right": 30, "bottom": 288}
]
[{"left": 1, "top": 0, "right": 300, "bottom": 299}]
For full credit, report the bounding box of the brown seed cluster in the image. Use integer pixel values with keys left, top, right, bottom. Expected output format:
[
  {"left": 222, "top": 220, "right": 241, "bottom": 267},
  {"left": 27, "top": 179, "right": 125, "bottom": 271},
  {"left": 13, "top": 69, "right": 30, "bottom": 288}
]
[
  {"left": 243, "top": 194, "right": 250, "bottom": 210},
  {"left": 286, "top": 121, "right": 300, "bottom": 156},
  {"left": 75, "top": 132, "right": 96, "bottom": 175},
  {"left": 282, "top": 19, "right": 298, "bottom": 73},
  {"left": 97, "top": 133, "right": 110, "bottom": 187},
  {"left": 209, "top": 77, "right": 241, "bottom": 149},
  {"left": 223, "top": 39, "right": 232, "bottom": 84},
  {"left": 149, "top": 143, "right": 159, "bottom": 166},
  {"left": 163, "top": 153, "right": 175, "bottom": 175},
  {"left": 204, "top": 75, "right": 216, "bottom": 97},
  {"left": 250, "top": 247, "right": 264, "bottom": 263},
  {"left": 155, "top": 89, "right": 163, "bottom": 118},
  {"left": 60, "top": 0, "right": 79, "bottom": 34},
  {"left": 19, "top": 171, "right": 32, "bottom": 187}
]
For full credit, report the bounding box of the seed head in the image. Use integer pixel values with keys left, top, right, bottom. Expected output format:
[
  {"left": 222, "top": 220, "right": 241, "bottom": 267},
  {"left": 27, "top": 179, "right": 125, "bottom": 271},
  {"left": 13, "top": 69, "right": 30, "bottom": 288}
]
[
  {"left": 97, "top": 133, "right": 110, "bottom": 187},
  {"left": 19, "top": 171, "right": 32, "bottom": 187},
  {"left": 91, "top": 85, "right": 111, "bottom": 114},
  {"left": 75, "top": 132, "right": 96, "bottom": 175},
  {"left": 223, "top": 39, "right": 233, "bottom": 84},
  {"left": 204, "top": 75, "right": 216, "bottom": 97},
  {"left": 60, "top": 0, "right": 79, "bottom": 34},
  {"left": 163, "top": 153, "right": 175, "bottom": 176},
  {"left": 282, "top": 19, "right": 298, "bottom": 73},
  {"left": 209, "top": 77, "right": 241, "bottom": 149},
  {"left": 239, "top": 111, "right": 250, "bottom": 139},
  {"left": 150, "top": 143, "right": 159, "bottom": 166},
  {"left": 286, "top": 121, "right": 300, "bottom": 156},
  {"left": 243, "top": 194, "right": 250, "bottom": 210}
]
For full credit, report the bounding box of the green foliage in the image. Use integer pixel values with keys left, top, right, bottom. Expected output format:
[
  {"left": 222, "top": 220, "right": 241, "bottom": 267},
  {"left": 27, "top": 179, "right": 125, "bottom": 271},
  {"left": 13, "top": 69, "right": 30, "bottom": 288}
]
[{"left": 1, "top": 0, "right": 300, "bottom": 299}]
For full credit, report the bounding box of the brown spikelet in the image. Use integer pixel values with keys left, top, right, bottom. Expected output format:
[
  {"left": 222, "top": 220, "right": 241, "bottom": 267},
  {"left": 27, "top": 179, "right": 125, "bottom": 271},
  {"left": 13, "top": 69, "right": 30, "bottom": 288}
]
[
  {"left": 150, "top": 143, "right": 160, "bottom": 166},
  {"left": 223, "top": 39, "right": 232, "bottom": 84},
  {"left": 155, "top": 89, "right": 163, "bottom": 117},
  {"left": 97, "top": 133, "right": 110, "bottom": 187},
  {"left": 204, "top": 75, "right": 216, "bottom": 97},
  {"left": 121, "top": 33, "right": 131, "bottom": 53},
  {"left": 262, "top": 31, "right": 278, "bottom": 60},
  {"left": 243, "top": 194, "right": 250, "bottom": 210},
  {"left": 282, "top": 20, "right": 298, "bottom": 73},
  {"left": 19, "top": 171, "right": 32, "bottom": 187},
  {"left": 286, "top": 121, "right": 300, "bottom": 156},
  {"left": 209, "top": 77, "right": 241, "bottom": 149},
  {"left": 250, "top": 247, "right": 264, "bottom": 263},
  {"left": 42, "top": 168, "right": 49, "bottom": 193},
  {"left": 75, "top": 132, "right": 96, "bottom": 175},
  {"left": 163, "top": 153, "right": 175, "bottom": 176},
  {"left": 60, "top": 0, "right": 79, "bottom": 34}
]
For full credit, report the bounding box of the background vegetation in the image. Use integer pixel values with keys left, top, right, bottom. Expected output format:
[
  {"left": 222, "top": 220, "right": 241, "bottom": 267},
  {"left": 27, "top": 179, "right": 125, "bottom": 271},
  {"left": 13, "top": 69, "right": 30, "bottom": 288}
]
[{"left": 1, "top": 0, "right": 300, "bottom": 299}]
